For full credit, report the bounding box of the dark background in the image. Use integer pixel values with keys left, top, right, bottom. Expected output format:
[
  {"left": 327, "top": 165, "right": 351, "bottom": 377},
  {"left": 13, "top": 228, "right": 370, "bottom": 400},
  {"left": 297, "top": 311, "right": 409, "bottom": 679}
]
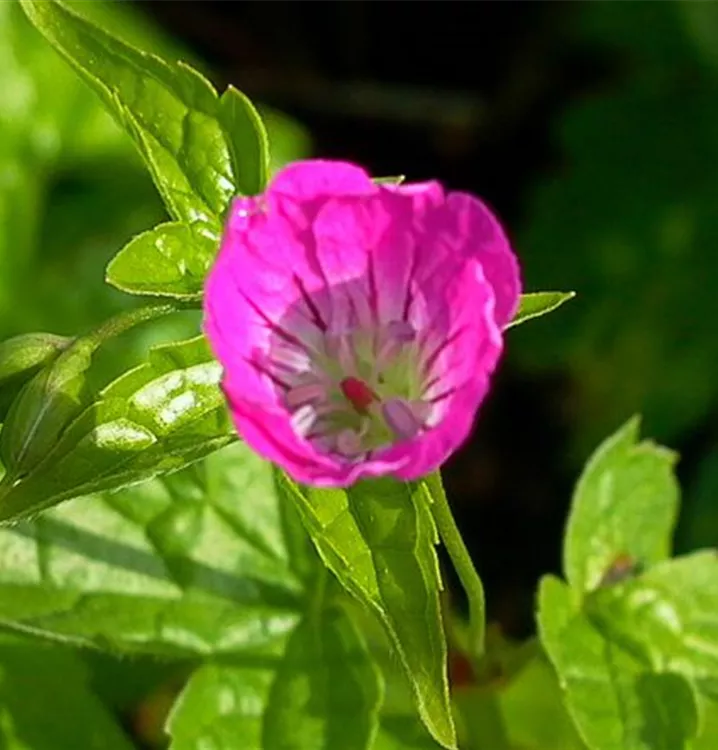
[{"left": 135, "top": 0, "right": 718, "bottom": 637}]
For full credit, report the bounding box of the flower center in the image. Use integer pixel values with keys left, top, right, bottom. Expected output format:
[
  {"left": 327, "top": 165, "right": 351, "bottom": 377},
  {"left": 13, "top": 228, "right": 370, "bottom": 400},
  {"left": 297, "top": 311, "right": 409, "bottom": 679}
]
[
  {"left": 339, "top": 376, "right": 378, "bottom": 414},
  {"left": 255, "top": 310, "right": 444, "bottom": 460}
]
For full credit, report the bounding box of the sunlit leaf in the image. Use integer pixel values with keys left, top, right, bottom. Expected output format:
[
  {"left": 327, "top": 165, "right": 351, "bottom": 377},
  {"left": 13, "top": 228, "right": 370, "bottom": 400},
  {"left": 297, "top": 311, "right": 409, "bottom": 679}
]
[
  {"left": 0, "top": 333, "right": 233, "bottom": 521},
  {"left": 563, "top": 417, "right": 679, "bottom": 594},
  {"left": 169, "top": 587, "right": 382, "bottom": 750},
  {"left": 506, "top": 292, "right": 576, "bottom": 330},
  {"left": 20, "top": 0, "right": 267, "bottom": 229},
  {"left": 277, "top": 474, "right": 456, "bottom": 749},
  {"left": 538, "top": 575, "right": 699, "bottom": 750},
  {"left": 106, "top": 221, "right": 218, "bottom": 301}
]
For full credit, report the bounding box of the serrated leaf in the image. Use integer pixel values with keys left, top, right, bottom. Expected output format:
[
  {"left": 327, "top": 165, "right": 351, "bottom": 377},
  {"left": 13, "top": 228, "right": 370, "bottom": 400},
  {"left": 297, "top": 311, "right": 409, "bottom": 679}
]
[
  {"left": 538, "top": 575, "right": 699, "bottom": 750},
  {"left": 20, "top": 0, "right": 267, "bottom": 229},
  {"left": 106, "top": 221, "right": 218, "bottom": 300},
  {"left": 0, "top": 442, "right": 302, "bottom": 656},
  {"left": 277, "top": 474, "right": 456, "bottom": 750},
  {"left": 0, "top": 633, "right": 134, "bottom": 750},
  {"left": 0, "top": 334, "right": 234, "bottom": 521},
  {"left": 563, "top": 417, "right": 679, "bottom": 594},
  {"left": 506, "top": 291, "right": 576, "bottom": 330},
  {"left": 587, "top": 551, "right": 718, "bottom": 699},
  {"left": 169, "top": 590, "right": 382, "bottom": 750}
]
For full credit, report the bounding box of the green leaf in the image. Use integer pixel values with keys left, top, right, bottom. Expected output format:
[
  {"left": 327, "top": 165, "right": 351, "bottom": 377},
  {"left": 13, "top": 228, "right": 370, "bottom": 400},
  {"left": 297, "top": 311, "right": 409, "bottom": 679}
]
[
  {"left": 106, "top": 221, "right": 218, "bottom": 300},
  {"left": 499, "top": 652, "right": 587, "bottom": 750},
  {"left": 693, "top": 696, "right": 718, "bottom": 749},
  {"left": 277, "top": 474, "right": 456, "bottom": 749},
  {"left": 0, "top": 442, "right": 302, "bottom": 656},
  {"left": 0, "top": 333, "right": 71, "bottom": 420},
  {"left": 538, "top": 575, "right": 699, "bottom": 750},
  {"left": 454, "top": 688, "right": 511, "bottom": 750},
  {"left": 0, "top": 633, "right": 134, "bottom": 750},
  {"left": 218, "top": 85, "right": 270, "bottom": 196},
  {"left": 0, "top": 336, "right": 97, "bottom": 479},
  {"left": 20, "top": 0, "right": 267, "bottom": 228},
  {"left": 168, "top": 659, "right": 276, "bottom": 749},
  {"left": 506, "top": 291, "right": 576, "bottom": 330},
  {"left": 374, "top": 716, "right": 442, "bottom": 749},
  {"left": 374, "top": 176, "right": 407, "bottom": 185},
  {"left": 168, "top": 588, "right": 382, "bottom": 749},
  {"left": 588, "top": 551, "right": 718, "bottom": 699},
  {"left": 563, "top": 417, "right": 679, "bottom": 594},
  {"left": 0, "top": 333, "right": 234, "bottom": 522}
]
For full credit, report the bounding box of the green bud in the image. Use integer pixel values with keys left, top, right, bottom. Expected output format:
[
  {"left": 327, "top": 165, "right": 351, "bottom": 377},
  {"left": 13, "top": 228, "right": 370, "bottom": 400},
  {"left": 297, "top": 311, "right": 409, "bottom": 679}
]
[
  {"left": 0, "top": 333, "right": 71, "bottom": 421},
  {"left": 0, "top": 340, "right": 92, "bottom": 480}
]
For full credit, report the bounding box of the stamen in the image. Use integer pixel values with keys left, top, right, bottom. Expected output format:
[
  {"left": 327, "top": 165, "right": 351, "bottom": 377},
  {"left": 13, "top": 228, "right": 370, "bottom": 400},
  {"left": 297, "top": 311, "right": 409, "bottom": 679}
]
[
  {"left": 382, "top": 398, "right": 423, "bottom": 440},
  {"left": 291, "top": 404, "right": 319, "bottom": 437},
  {"left": 336, "top": 429, "right": 364, "bottom": 457},
  {"left": 374, "top": 321, "right": 415, "bottom": 376},
  {"left": 285, "top": 382, "right": 327, "bottom": 409}
]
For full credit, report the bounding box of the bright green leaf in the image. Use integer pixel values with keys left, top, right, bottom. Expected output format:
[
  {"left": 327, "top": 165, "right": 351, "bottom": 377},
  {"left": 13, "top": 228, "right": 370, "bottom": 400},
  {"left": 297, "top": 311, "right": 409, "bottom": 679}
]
[
  {"left": 20, "top": 0, "right": 265, "bottom": 228},
  {"left": 0, "top": 442, "right": 302, "bottom": 656},
  {"left": 218, "top": 85, "right": 270, "bottom": 196},
  {"left": 263, "top": 599, "right": 382, "bottom": 749},
  {"left": 0, "top": 633, "right": 134, "bottom": 750},
  {"left": 106, "top": 221, "right": 218, "bottom": 300},
  {"left": 693, "top": 695, "right": 718, "bottom": 749},
  {"left": 507, "top": 291, "right": 576, "bottom": 330},
  {"left": 168, "top": 598, "right": 381, "bottom": 750},
  {"left": 563, "top": 417, "right": 679, "bottom": 594},
  {"left": 538, "top": 575, "right": 699, "bottom": 750},
  {"left": 588, "top": 551, "right": 718, "bottom": 699},
  {"left": 277, "top": 474, "right": 456, "bottom": 749},
  {"left": 168, "top": 659, "right": 276, "bottom": 749},
  {"left": 0, "top": 334, "right": 233, "bottom": 521}
]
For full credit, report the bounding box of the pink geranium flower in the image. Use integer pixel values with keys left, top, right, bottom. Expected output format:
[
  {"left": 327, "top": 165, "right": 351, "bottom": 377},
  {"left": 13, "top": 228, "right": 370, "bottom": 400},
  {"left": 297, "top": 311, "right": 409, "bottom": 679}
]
[{"left": 203, "top": 160, "right": 520, "bottom": 487}]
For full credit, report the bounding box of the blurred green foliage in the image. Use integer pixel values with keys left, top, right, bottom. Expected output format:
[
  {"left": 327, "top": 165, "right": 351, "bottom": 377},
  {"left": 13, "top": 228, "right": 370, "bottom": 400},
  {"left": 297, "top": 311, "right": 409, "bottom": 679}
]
[{"left": 0, "top": 0, "right": 311, "bottom": 388}]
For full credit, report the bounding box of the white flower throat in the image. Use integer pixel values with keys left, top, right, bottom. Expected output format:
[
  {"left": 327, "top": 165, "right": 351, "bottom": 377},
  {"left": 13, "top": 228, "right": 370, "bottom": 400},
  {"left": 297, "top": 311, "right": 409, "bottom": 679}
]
[{"left": 258, "top": 316, "right": 448, "bottom": 461}]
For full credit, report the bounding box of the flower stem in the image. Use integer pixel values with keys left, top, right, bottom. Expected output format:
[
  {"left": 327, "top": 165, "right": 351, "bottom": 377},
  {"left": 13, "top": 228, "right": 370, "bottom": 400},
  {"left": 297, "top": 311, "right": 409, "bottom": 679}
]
[{"left": 427, "top": 471, "right": 486, "bottom": 657}]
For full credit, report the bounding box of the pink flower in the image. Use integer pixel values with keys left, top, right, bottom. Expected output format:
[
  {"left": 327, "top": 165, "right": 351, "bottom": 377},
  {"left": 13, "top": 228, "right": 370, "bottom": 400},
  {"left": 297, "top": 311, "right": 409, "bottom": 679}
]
[{"left": 203, "top": 160, "right": 521, "bottom": 487}]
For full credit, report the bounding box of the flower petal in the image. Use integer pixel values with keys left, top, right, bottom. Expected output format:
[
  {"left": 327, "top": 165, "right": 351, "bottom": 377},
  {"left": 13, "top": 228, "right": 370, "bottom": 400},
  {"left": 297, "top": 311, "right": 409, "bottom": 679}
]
[
  {"left": 421, "top": 192, "right": 521, "bottom": 329},
  {"left": 267, "top": 159, "right": 376, "bottom": 202},
  {"left": 311, "top": 191, "right": 420, "bottom": 330}
]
